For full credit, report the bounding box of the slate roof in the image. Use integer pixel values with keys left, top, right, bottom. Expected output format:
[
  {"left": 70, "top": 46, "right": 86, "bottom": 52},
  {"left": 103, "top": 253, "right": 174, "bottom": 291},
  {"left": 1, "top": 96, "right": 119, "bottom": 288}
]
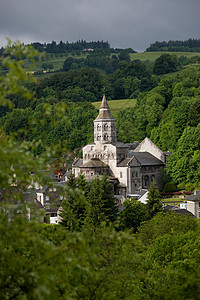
[
  {"left": 72, "top": 158, "right": 83, "bottom": 167},
  {"left": 38, "top": 184, "right": 49, "bottom": 193},
  {"left": 112, "top": 142, "right": 129, "bottom": 148},
  {"left": 185, "top": 193, "right": 200, "bottom": 201},
  {"left": 117, "top": 152, "right": 164, "bottom": 167},
  {"left": 164, "top": 205, "right": 195, "bottom": 217},
  {"left": 117, "top": 158, "right": 131, "bottom": 167},
  {"left": 95, "top": 95, "right": 115, "bottom": 120},
  {"left": 127, "top": 152, "right": 164, "bottom": 166},
  {"left": 80, "top": 158, "right": 109, "bottom": 168}
]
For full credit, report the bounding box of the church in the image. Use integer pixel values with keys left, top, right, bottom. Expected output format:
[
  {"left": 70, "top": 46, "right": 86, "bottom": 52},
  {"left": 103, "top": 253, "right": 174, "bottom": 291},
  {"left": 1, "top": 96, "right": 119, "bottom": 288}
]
[{"left": 73, "top": 95, "right": 168, "bottom": 197}]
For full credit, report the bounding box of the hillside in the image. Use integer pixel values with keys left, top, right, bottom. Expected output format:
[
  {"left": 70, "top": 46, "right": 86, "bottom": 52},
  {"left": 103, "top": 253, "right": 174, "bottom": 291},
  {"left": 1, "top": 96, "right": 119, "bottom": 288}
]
[
  {"left": 22, "top": 49, "right": 200, "bottom": 75},
  {"left": 92, "top": 99, "right": 136, "bottom": 118},
  {"left": 130, "top": 51, "right": 200, "bottom": 62}
]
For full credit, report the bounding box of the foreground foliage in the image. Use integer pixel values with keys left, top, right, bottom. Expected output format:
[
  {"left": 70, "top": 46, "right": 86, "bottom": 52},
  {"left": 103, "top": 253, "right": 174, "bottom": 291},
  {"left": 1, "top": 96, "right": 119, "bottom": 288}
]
[{"left": 1, "top": 211, "right": 200, "bottom": 300}]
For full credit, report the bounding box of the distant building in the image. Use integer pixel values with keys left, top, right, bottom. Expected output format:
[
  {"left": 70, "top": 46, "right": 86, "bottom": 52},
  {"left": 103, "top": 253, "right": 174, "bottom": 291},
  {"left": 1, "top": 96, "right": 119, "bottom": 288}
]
[
  {"left": 73, "top": 95, "right": 168, "bottom": 197},
  {"left": 186, "top": 190, "right": 200, "bottom": 218},
  {"left": 37, "top": 182, "right": 66, "bottom": 224}
]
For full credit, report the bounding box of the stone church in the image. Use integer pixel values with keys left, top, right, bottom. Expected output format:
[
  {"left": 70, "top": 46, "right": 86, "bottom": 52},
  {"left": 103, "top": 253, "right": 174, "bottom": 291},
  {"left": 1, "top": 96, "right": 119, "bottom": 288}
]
[{"left": 73, "top": 95, "right": 168, "bottom": 197}]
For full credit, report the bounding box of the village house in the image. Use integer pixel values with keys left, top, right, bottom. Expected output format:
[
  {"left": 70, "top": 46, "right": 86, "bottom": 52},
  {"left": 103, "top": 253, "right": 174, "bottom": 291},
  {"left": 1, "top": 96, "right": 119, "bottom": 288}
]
[
  {"left": 36, "top": 182, "right": 66, "bottom": 224},
  {"left": 185, "top": 190, "right": 200, "bottom": 218}
]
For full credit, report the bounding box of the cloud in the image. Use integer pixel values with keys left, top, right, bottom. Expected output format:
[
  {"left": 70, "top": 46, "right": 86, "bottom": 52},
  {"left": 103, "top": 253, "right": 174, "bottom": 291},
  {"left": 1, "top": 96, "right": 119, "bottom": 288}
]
[{"left": 0, "top": 0, "right": 200, "bottom": 51}]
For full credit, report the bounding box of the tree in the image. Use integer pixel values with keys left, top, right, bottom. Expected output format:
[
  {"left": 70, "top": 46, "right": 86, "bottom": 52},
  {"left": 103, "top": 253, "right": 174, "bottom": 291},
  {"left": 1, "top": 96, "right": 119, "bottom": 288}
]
[
  {"left": 119, "top": 198, "right": 149, "bottom": 232},
  {"left": 59, "top": 187, "right": 87, "bottom": 231},
  {"left": 153, "top": 54, "right": 178, "bottom": 75},
  {"left": 87, "top": 175, "right": 118, "bottom": 226},
  {"left": 146, "top": 181, "right": 163, "bottom": 217},
  {"left": 118, "top": 51, "right": 131, "bottom": 63}
]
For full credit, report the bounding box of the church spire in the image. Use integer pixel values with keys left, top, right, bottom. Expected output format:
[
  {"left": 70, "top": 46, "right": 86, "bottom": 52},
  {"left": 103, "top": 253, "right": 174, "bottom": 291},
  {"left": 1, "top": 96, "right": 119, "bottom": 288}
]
[
  {"left": 94, "top": 95, "right": 117, "bottom": 143},
  {"left": 95, "top": 94, "right": 115, "bottom": 120},
  {"left": 100, "top": 94, "right": 109, "bottom": 109}
]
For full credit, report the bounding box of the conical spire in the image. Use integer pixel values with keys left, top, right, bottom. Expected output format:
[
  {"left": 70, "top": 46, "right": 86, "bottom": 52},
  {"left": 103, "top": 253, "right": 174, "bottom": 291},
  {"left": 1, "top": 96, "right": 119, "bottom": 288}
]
[
  {"left": 100, "top": 94, "right": 109, "bottom": 109},
  {"left": 95, "top": 95, "right": 115, "bottom": 120}
]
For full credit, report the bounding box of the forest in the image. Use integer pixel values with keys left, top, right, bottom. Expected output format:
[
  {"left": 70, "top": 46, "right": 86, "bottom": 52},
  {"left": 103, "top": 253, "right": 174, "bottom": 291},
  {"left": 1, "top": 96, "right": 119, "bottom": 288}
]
[
  {"left": 0, "top": 41, "right": 200, "bottom": 299},
  {"left": 146, "top": 38, "right": 200, "bottom": 52}
]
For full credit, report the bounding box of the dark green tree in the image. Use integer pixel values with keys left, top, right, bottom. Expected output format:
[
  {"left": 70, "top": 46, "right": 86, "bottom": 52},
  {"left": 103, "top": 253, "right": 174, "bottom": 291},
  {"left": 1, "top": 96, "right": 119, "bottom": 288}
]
[
  {"left": 153, "top": 54, "right": 178, "bottom": 75},
  {"left": 67, "top": 172, "right": 77, "bottom": 189},
  {"left": 118, "top": 51, "right": 131, "bottom": 63},
  {"left": 87, "top": 175, "right": 118, "bottom": 226},
  {"left": 119, "top": 198, "right": 149, "bottom": 232},
  {"left": 59, "top": 187, "right": 87, "bottom": 231},
  {"left": 146, "top": 181, "right": 163, "bottom": 217}
]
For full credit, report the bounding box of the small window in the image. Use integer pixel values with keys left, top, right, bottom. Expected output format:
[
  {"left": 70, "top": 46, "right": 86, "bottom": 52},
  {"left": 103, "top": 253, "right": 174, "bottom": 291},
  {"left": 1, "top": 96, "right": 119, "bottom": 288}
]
[
  {"left": 136, "top": 172, "right": 138, "bottom": 178},
  {"left": 104, "top": 123, "right": 108, "bottom": 131},
  {"left": 49, "top": 188, "right": 53, "bottom": 192},
  {"left": 60, "top": 195, "right": 63, "bottom": 200},
  {"left": 120, "top": 172, "right": 123, "bottom": 178},
  {"left": 53, "top": 188, "right": 56, "bottom": 192},
  {"left": 86, "top": 170, "right": 89, "bottom": 174},
  {"left": 91, "top": 172, "right": 93, "bottom": 176},
  {"left": 46, "top": 196, "right": 49, "bottom": 201},
  {"left": 198, "top": 202, "right": 200, "bottom": 208}
]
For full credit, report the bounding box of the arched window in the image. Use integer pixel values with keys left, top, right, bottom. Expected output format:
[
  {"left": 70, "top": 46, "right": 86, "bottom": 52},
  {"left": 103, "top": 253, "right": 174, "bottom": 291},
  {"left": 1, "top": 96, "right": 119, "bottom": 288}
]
[
  {"left": 144, "top": 175, "right": 149, "bottom": 187},
  {"left": 151, "top": 175, "right": 155, "bottom": 182},
  {"left": 104, "top": 123, "right": 108, "bottom": 131},
  {"left": 104, "top": 134, "right": 109, "bottom": 141},
  {"left": 97, "top": 124, "right": 101, "bottom": 131}
]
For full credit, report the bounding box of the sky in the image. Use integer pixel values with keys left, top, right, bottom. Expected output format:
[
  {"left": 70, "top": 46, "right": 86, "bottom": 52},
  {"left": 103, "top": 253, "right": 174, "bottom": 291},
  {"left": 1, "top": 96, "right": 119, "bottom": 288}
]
[{"left": 0, "top": 0, "right": 200, "bottom": 52}]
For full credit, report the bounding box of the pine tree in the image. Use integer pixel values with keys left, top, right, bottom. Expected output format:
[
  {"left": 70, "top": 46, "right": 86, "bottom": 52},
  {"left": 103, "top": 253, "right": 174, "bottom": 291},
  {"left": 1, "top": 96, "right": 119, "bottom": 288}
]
[
  {"left": 86, "top": 175, "right": 118, "bottom": 226},
  {"left": 59, "top": 187, "right": 87, "bottom": 231},
  {"left": 100, "top": 174, "right": 118, "bottom": 223},
  {"left": 146, "top": 181, "right": 163, "bottom": 217},
  {"left": 86, "top": 176, "right": 105, "bottom": 227},
  {"left": 77, "top": 173, "right": 89, "bottom": 197},
  {"left": 67, "top": 172, "right": 77, "bottom": 189}
]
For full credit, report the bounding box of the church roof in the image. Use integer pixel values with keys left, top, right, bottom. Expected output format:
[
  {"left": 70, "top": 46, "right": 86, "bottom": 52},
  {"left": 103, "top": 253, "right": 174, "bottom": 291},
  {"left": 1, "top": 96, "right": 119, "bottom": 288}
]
[
  {"left": 128, "top": 152, "right": 164, "bottom": 165},
  {"left": 117, "top": 158, "right": 131, "bottom": 167},
  {"left": 118, "top": 152, "right": 164, "bottom": 167},
  {"left": 80, "top": 158, "right": 109, "bottom": 168},
  {"left": 72, "top": 158, "right": 83, "bottom": 167},
  {"left": 95, "top": 95, "right": 115, "bottom": 120}
]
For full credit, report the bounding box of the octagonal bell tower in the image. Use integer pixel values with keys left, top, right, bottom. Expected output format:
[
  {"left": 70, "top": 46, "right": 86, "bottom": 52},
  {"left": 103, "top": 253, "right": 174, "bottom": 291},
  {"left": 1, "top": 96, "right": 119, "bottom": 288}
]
[{"left": 94, "top": 95, "right": 117, "bottom": 143}]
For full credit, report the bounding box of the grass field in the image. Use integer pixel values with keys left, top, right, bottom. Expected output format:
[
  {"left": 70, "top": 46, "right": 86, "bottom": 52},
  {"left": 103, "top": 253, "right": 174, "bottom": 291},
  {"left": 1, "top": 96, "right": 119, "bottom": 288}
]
[
  {"left": 23, "top": 51, "right": 200, "bottom": 75},
  {"left": 24, "top": 56, "right": 66, "bottom": 72},
  {"left": 130, "top": 51, "right": 200, "bottom": 62},
  {"left": 92, "top": 99, "right": 136, "bottom": 117}
]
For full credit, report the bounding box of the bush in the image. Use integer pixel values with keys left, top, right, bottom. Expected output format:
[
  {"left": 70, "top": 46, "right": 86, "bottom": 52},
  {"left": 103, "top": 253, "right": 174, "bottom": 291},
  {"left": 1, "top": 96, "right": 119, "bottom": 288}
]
[{"left": 163, "top": 182, "right": 177, "bottom": 192}]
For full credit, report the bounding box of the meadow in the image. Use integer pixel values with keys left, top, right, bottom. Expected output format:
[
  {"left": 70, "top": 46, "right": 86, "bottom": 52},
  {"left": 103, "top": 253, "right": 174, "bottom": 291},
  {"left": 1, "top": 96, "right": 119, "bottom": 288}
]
[
  {"left": 23, "top": 51, "right": 200, "bottom": 75},
  {"left": 130, "top": 51, "right": 200, "bottom": 61},
  {"left": 92, "top": 98, "right": 136, "bottom": 117}
]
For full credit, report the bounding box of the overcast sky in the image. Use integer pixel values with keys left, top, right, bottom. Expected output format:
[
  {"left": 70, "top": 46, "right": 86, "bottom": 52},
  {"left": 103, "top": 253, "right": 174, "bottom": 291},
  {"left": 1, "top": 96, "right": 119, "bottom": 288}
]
[{"left": 0, "top": 0, "right": 199, "bottom": 52}]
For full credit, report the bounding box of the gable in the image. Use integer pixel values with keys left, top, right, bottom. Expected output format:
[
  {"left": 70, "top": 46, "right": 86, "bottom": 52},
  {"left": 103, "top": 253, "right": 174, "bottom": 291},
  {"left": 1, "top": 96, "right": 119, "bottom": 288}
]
[
  {"left": 128, "top": 157, "right": 141, "bottom": 167},
  {"left": 134, "top": 137, "right": 164, "bottom": 162}
]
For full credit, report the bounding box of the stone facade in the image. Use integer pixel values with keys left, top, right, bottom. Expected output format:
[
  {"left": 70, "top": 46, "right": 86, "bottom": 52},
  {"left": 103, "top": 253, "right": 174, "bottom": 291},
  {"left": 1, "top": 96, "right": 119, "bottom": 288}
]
[
  {"left": 186, "top": 190, "right": 200, "bottom": 218},
  {"left": 73, "top": 95, "right": 166, "bottom": 197}
]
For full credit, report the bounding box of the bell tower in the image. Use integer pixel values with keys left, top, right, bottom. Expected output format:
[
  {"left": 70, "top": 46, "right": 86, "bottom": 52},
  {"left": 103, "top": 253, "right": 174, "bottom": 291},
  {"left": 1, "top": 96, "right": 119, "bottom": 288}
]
[{"left": 94, "top": 95, "right": 117, "bottom": 143}]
